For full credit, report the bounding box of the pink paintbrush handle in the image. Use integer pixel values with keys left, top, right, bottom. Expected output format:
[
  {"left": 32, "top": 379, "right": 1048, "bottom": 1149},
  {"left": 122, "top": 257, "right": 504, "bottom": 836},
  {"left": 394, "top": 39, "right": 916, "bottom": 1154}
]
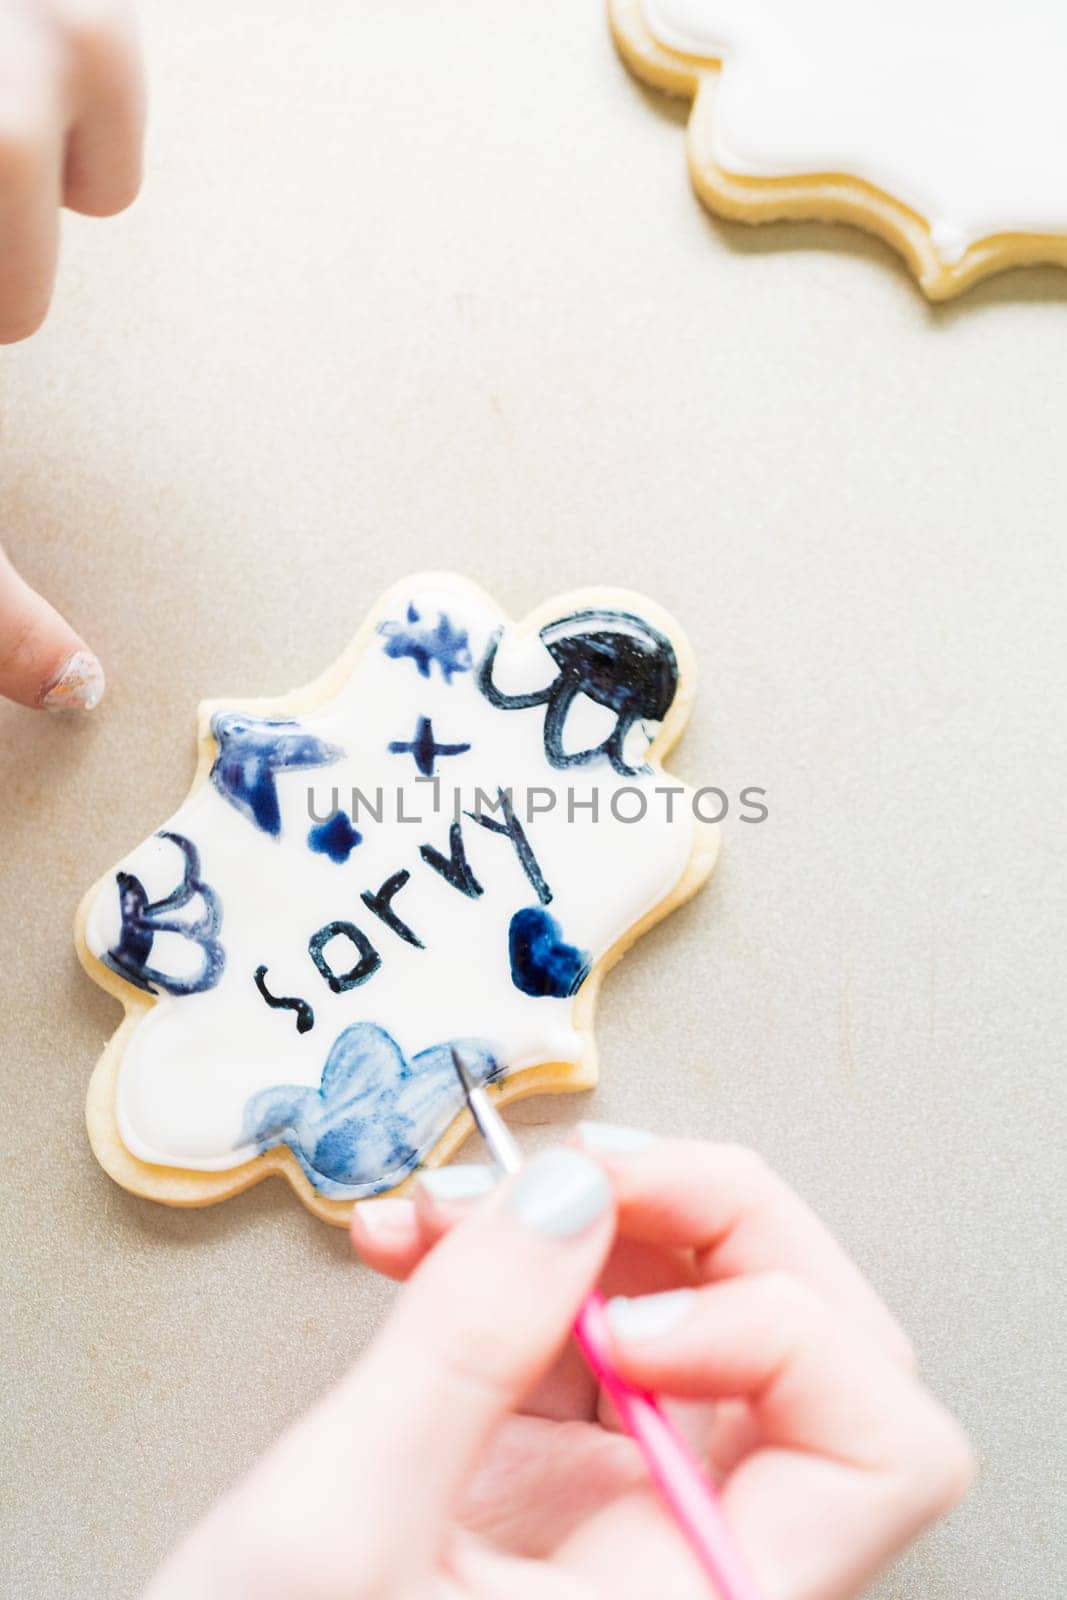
[{"left": 573, "top": 1291, "right": 765, "bottom": 1600}]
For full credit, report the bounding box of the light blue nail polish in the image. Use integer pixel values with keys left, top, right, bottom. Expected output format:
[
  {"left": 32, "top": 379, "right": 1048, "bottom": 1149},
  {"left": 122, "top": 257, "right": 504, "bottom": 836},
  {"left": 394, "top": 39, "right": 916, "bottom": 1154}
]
[
  {"left": 607, "top": 1289, "right": 695, "bottom": 1341},
  {"left": 509, "top": 1147, "right": 611, "bottom": 1237},
  {"left": 578, "top": 1120, "right": 654, "bottom": 1153},
  {"left": 419, "top": 1164, "right": 496, "bottom": 1201}
]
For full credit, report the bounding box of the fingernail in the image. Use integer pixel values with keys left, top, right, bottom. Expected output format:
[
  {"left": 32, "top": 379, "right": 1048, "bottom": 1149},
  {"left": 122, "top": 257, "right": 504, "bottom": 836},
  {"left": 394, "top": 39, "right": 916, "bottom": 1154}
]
[
  {"left": 41, "top": 650, "right": 105, "bottom": 714},
  {"left": 419, "top": 1164, "right": 497, "bottom": 1202},
  {"left": 352, "top": 1197, "right": 415, "bottom": 1241},
  {"left": 577, "top": 1121, "right": 654, "bottom": 1154},
  {"left": 607, "top": 1289, "right": 695, "bottom": 1342},
  {"left": 509, "top": 1147, "right": 611, "bottom": 1238}
]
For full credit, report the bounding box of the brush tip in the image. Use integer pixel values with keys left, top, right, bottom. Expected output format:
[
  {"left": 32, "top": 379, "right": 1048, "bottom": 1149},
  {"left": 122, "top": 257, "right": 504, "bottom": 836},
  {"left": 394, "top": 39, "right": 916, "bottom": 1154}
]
[{"left": 450, "top": 1044, "right": 477, "bottom": 1096}]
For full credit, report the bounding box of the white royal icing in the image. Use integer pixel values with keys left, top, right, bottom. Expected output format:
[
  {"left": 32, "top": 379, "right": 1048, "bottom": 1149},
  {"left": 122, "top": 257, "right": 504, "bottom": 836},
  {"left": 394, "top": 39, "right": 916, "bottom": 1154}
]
[
  {"left": 643, "top": 0, "right": 1067, "bottom": 260},
  {"left": 85, "top": 578, "right": 706, "bottom": 1198}
]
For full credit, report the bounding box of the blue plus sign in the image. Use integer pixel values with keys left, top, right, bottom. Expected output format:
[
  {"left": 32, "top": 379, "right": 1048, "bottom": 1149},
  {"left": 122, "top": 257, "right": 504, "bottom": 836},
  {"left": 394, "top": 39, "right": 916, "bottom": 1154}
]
[{"left": 388, "top": 716, "right": 470, "bottom": 777}]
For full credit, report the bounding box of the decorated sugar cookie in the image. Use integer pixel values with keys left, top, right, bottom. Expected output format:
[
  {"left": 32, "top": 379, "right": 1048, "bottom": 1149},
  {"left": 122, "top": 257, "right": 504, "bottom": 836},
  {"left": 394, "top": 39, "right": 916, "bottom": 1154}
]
[
  {"left": 610, "top": 0, "right": 1067, "bottom": 299},
  {"left": 76, "top": 575, "right": 719, "bottom": 1225}
]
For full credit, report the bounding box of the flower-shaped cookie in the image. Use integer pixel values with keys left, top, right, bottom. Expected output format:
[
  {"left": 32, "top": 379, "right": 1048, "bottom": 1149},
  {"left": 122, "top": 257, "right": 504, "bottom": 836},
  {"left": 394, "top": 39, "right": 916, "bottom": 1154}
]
[
  {"left": 611, "top": 0, "right": 1067, "bottom": 299},
  {"left": 77, "top": 575, "right": 719, "bottom": 1224}
]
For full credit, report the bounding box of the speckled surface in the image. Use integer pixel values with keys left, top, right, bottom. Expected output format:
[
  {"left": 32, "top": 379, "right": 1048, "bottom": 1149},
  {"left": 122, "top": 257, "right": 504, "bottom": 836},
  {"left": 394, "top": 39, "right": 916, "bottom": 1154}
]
[{"left": 1, "top": 3, "right": 1064, "bottom": 1595}]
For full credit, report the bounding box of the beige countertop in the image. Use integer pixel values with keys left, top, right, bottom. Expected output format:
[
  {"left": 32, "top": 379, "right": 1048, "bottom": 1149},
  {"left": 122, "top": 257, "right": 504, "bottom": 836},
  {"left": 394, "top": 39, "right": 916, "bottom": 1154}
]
[{"left": 1, "top": 3, "right": 1063, "bottom": 1595}]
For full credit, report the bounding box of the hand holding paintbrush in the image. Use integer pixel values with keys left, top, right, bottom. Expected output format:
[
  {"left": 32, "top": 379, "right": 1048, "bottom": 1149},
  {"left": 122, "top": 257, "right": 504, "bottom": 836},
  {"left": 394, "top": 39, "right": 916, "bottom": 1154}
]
[{"left": 141, "top": 1093, "right": 972, "bottom": 1598}]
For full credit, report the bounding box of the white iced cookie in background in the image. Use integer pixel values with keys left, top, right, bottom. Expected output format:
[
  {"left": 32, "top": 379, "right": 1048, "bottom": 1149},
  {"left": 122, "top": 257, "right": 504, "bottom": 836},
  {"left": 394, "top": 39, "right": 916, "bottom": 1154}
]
[
  {"left": 610, "top": 0, "right": 1067, "bottom": 299},
  {"left": 76, "top": 574, "right": 719, "bottom": 1226}
]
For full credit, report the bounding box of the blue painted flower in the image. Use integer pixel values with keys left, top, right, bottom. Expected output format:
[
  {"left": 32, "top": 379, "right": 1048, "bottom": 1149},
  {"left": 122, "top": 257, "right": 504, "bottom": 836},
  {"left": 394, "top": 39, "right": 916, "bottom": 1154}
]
[
  {"left": 378, "top": 604, "right": 472, "bottom": 683},
  {"left": 104, "top": 831, "right": 224, "bottom": 996},
  {"left": 239, "top": 1024, "right": 501, "bottom": 1197},
  {"left": 308, "top": 810, "right": 362, "bottom": 863},
  {"left": 210, "top": 713, "right": 343, "bottom": 837}
]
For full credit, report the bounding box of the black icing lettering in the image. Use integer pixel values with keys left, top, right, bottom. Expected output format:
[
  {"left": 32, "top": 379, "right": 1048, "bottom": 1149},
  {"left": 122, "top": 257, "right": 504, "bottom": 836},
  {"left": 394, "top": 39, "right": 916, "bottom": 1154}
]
[
  {"left": 308, "top": 920, "right": 381, "bottom": 993},
  {"left": 253, "top": 965, "right": 315, "bottom": 1033},
  {"left": 361, "top": 869, "right": 424, "bottom": 949},
  {"left": 419, "top": 821, "right": 483, "bottom": 900},
  {"left": 467, "top": 787, "right": 552, "bottom": 907}
]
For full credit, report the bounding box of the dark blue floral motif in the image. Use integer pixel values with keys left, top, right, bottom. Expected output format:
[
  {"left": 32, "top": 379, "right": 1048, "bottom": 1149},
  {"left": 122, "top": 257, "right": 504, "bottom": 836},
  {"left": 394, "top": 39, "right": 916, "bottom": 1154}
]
[
  {"left": 378, "top": 604, "right": 472, "bottom": 683},
  {"left": 104, "top": 831, "right": 224, "bottom": 996},
  {"left": 508, "top": 906, "right": 590, "bottom": 999},
  {"left": 210, "top": 713, "right": 343, "bottom": 837},
  {"left": 388, "top": 715, "right": 470, "bottom": 776},
  {"left": 308, "top": 810, "right": 362, "bottom": 863},
  {"left": 240, "top": 1024, "right": 501, "bottom": 1197}
]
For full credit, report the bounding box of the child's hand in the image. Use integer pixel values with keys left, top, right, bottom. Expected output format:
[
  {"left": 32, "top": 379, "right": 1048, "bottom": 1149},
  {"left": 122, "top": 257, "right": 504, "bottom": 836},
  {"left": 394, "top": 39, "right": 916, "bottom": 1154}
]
[
  {"left": 0, "top": 541, "right": 105, "bottom": 711},
  {"left": 0, "top": 2, "right": 143, "bottom": 715},
  {"left": 0, "top": 0, "right": 143, "bottom": 343},
  {"left": 142, "top": 1139, "right": 973, "bottom": 1600}
]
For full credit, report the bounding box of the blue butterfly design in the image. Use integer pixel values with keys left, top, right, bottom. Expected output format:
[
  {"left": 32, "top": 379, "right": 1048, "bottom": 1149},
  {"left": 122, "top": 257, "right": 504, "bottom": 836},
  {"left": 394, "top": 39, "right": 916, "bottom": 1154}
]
[{"left": 210, "top": 713, "right": 343, "bottom": 837}]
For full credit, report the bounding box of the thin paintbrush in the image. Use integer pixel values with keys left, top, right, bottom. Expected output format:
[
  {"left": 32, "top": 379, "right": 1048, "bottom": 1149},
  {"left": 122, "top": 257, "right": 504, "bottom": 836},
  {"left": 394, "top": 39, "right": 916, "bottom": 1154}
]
[{"left": 449, "top": 1046, "right": 765, "bottom": 1600}]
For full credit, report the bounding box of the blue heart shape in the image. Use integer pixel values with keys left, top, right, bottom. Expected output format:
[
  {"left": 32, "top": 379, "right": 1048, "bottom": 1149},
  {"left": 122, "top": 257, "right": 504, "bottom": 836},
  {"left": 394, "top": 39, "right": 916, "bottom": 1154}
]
[
  {"left": 508, "top": 906, "right": 590, "bottom": 999},
  {"left": 239, "top": 1024, "right": 500, "bottom": 1198}
]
